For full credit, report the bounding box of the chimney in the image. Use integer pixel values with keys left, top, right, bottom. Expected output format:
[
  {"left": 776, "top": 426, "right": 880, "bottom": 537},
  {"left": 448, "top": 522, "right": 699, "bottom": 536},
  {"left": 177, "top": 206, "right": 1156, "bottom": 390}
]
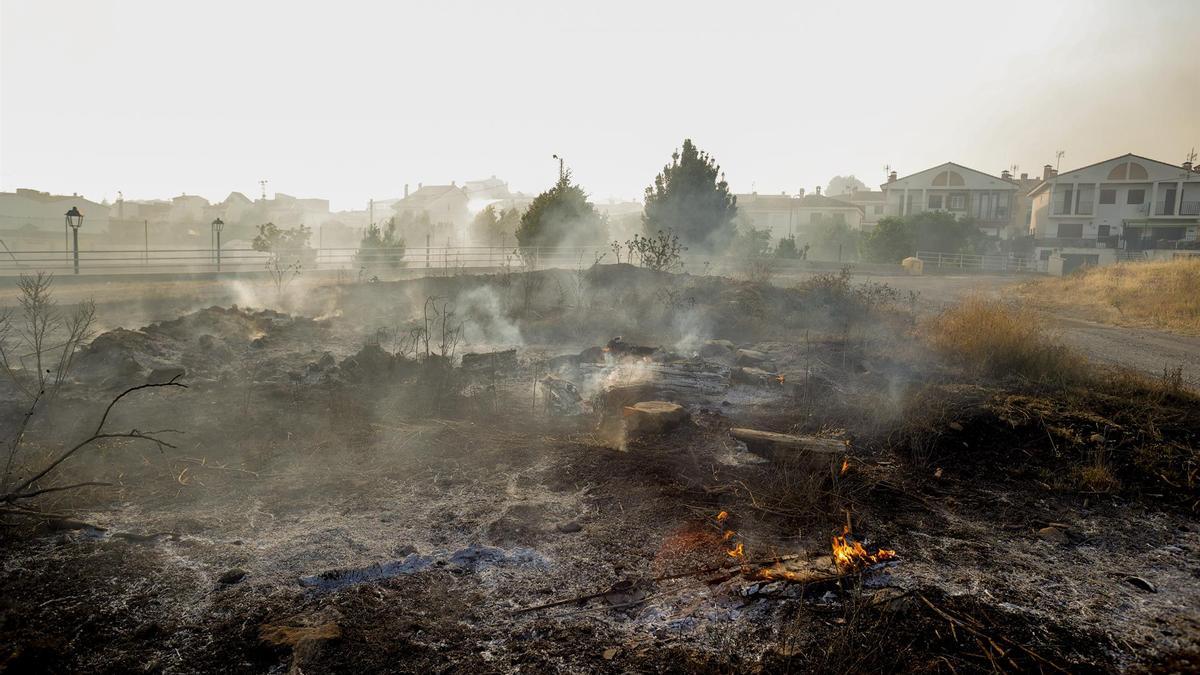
[
  {"left": 1043, "top": 164, "right": 1056, "bottom": 180},
  {"left": 418, "top": 182, "right": 423, "bottom": 190},
  {"left": 451, "top": 180, "right": 456, "bottom": 187},
  {"left": 888, "top": 171, "right": 897, "bottom": 183},
  {"left": 815, "top": 186, "right": 822, "bottom": 196},
  {"left": 1020, "top": 172, "right": 1028, "bottom": 180},
  {"left": 798, "top": 188, "right": 806, "bottom": 199},
  {"left": 1001, "top": 169, "right": 1012, "bottom": 180},
  {"left": 404, "top": 183, "right": 409, "bottom": 198},
  {"left": 1184, "top": 161, "right": 1195, "bottom": 173}
]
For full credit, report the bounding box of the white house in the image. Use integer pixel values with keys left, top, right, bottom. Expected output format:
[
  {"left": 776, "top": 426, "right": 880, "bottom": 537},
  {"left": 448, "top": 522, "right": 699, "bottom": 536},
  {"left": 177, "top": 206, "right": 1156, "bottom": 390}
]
[
  {"left": 736, "top": 191, "right": 864, "bottom": 242},
  {"left": 1028, "top": 153, "right": 1200, "bottom": 273},
  {"left": 881, "top": 162, "right": 1022, "bottom": 239}
]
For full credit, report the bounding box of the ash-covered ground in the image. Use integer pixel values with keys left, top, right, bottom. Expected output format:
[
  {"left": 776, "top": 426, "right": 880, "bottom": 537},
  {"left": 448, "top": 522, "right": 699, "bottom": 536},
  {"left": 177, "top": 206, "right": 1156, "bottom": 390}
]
[{"left": 1, "top": 265, "right": 1197, "bottom": 674}]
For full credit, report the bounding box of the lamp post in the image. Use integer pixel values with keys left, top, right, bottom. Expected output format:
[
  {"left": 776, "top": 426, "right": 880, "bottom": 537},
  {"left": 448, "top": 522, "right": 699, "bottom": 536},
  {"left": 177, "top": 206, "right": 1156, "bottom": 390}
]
[
  {"left": 65, "top": 207, "right": 83, "bottom": 274},
  {"left": 211, "top": 218, "right": 224, "bottom": 272}
]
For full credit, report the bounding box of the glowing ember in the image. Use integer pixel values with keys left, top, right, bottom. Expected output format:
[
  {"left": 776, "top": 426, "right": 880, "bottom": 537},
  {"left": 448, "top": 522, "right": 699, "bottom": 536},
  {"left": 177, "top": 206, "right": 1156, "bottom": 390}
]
[
  {"left": 714, "top": 511, "right": 746, "bottom": 562},
  {"left": 840, "top": 458, "right": 850, "bottom": 476},
  {"left": 830, "top": 525, "right": 895, "bottom": 571},
  {"left": 726, "top": 541, "right": 745, "bottom": 559}
]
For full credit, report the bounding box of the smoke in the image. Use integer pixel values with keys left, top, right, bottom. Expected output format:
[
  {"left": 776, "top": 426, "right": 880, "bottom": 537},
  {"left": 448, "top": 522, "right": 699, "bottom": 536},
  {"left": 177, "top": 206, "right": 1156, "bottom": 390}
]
[{"left": 457, "top": 285, "right": 523, "bottom": 348}]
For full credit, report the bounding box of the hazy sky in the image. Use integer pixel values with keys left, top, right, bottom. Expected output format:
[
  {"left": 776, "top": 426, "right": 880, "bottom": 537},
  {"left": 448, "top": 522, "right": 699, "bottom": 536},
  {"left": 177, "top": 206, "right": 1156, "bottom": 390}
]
[{"left": 2, "top": 0, "right": 1198, "bottom": 210}]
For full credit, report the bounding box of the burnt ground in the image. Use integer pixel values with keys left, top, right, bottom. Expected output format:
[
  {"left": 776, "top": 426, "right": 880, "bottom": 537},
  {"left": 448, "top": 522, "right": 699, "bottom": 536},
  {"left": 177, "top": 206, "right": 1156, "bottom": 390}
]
[{"left": 1, "top": 264, "right": 1198, "bottom": 674}]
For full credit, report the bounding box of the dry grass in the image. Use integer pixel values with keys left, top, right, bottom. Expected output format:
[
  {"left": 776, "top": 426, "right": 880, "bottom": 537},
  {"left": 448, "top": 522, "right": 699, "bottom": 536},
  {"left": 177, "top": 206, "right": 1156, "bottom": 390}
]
[
  {"left": 1018, "top": 258, "right": 1200, "bottom": 334},
  {"left": 925, "top": 296, "right": 1087, "bottom": 385}
]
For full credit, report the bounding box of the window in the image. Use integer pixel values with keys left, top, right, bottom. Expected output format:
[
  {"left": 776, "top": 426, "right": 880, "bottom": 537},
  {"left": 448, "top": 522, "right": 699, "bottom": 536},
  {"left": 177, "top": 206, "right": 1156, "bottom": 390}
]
[
  {"left": 1097, "top": 225, "right": 1110, "bottom": 237},
  {"left": 1053, "top": 185, "right": 1073, "bottom": 215},
  {"left": 949, "top": 194, "right": 966, "bottom": 210},
  {"left": 932, "top": 170, "right": 965, "bottom": 186},
  {"left": 1057, "top": 223, "right": 1083, "bottom": 238},
  {"left": 1099, "top": 189, "right": 1116, "bottom": 204},
  {"left": 1075, "top": 184, "right": 1095, "bottom": 215},
  {"left": 1127, "top": 189, "right": 1145, "bottom": 204},
  {"left": 927, "top": 195, "right": 944, "bottom": 209}
]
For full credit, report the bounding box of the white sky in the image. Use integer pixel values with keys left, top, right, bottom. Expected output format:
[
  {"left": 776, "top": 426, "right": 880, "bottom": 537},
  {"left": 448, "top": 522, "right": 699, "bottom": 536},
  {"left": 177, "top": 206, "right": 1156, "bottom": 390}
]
[{"left": 2, "top": 0, "right": 1198, "bottom": 211}]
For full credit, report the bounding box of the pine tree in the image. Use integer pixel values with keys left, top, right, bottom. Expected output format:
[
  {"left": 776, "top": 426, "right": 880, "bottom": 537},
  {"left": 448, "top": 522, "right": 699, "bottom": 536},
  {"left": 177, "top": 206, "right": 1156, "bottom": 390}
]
[
  {"left": 643, "top": 139, "right": 737, "bottom": 251},
  {"left": 515, "top": 171, "right": 606, "bottom": 248}
]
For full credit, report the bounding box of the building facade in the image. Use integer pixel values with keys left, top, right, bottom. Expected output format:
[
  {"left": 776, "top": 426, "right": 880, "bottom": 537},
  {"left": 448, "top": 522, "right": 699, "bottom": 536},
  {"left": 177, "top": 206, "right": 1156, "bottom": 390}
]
[
  {"left": 736, "top": 191, "right": 864, "bottom": 242},
  {"left": 1028, "top": 153, "right": 1200, "bottom": 272},
  {"left": 881, "top": 162, "right": 1022, "bottom": 239}
]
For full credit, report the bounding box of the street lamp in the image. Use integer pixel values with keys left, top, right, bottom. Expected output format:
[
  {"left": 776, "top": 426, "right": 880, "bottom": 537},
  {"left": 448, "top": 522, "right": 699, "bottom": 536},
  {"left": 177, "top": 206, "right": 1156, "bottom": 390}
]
[
  {"left": 211, "top": 218, "right": 225, "bottom": 272},
  {"left": 65, "top": 207, "right": 84, "bottom": 274}
]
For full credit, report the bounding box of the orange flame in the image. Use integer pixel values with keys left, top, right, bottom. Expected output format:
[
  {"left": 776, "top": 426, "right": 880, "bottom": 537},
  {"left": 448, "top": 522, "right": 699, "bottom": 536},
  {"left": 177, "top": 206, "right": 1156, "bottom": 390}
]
[
  {"left": 776, "top": 374, "right": 786, "bottom": 384},
  {"left": 830, "top": 525, "right": 895, "bottom": 571},
  {"left": 840, "top": 458, "right": 850, "bottom": 476},
  {"left": 715, "top": 511, "right": 729, "bottom": 522},
  {"left": 727, "top": 541, "right": 745, "bottom": 559}
]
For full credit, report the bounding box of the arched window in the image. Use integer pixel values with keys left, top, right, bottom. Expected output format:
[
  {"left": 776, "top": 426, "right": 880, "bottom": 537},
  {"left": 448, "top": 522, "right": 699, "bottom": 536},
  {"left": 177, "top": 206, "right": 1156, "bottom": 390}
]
[
  {"left": 932, "top": 170, "right": 965, "bottom": 186},
  {"left": 1107, "top": 162, "right": 1149, "bottom": 180}
]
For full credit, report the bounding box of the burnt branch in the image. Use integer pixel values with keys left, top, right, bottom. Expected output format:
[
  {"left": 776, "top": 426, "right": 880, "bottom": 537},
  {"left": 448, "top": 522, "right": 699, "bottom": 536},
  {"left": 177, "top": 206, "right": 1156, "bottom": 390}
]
[{"left": 1, "top": 376, "right": 186, "bottom": 504}]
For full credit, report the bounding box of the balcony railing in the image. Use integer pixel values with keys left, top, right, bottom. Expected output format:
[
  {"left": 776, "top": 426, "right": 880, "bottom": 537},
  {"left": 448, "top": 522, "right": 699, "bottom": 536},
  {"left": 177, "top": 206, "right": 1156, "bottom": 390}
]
[{"left": 1181, "top": 201, "right": 1200, "bottom": 216}]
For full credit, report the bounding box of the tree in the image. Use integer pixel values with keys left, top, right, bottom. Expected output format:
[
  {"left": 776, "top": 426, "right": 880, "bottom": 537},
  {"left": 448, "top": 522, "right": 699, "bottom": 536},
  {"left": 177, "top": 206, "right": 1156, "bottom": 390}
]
[
  {"left": 355, "top": 218, "right": 406, "bottom": 273},
  {"left": 515, "top": 171, "right": 607, "bottom": 248},
  {"left": 643, "top": 139, "right": 737, "bottom": 252},
  {"left": 776, "top": 235, "right": 800, "bottom": 259},
  {"left": 471, "top": 205, "right": 521, "bottom": 245},
  {"left": 826, "top": 175, "right": 867, "bottom": 197},
  {"left": 859, "top": 212, "right": 983, "bottom": 263},
  {"left": 252, "top": 223, "right": 313, "bottom": 297},
  {"left": 811, "top": 221, "right": 859, "bottom": 262}
]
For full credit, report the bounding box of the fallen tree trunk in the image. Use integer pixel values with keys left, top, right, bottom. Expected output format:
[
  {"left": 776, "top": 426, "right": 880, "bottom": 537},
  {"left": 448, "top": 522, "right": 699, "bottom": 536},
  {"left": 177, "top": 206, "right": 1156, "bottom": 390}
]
[{"left": 730, "top": 428, "right": 846, "bottom": 463}]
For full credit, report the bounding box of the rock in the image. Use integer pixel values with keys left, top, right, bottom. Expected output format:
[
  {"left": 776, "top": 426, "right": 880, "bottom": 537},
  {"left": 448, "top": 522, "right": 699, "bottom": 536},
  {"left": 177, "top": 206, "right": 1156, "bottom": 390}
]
[
  {"left": 218, "top": 568, "right": 247, "bottom": 584},
  {"left": 1123, "top": 576, "right": 1157, "bottom": 593},
  {"left": 623, "top": 401, "right": 688, "bottom": 436},
  {"left": 735, "top": 349, "right": 769, "bottom": 367},
  {"left": 1037, "top": 526, "right": 1069, "bottom": 544},
  {"left": 556, "top": 521, "right": 583, "bottom": 534},
  {"left": 149, "top": 366, "right": 185, "bottom": 383},
  {"left": 602, "top": 648, "right": 619, "bottom": 660},
  {"left": 699, "top": 339, "right": 735, "bottom": 358},
  {"left": 197, "top": 334, "right": 218, "bottom": 350}
]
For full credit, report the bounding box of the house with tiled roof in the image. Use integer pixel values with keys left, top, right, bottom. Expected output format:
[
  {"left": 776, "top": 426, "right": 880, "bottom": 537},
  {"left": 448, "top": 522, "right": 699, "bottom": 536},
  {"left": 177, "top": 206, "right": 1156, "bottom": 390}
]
[
  {"left": 736, "top": 189, "right": 864, "bottom": 243},
  {"left": 1027, "top": 153, "right": 1200, "bottom": 273},
  {"left": 391, "top": 183, "right": 470, "bottom": 244},
  {"left": 881, "top": 162, "right": 1022, "bottom": 239}
]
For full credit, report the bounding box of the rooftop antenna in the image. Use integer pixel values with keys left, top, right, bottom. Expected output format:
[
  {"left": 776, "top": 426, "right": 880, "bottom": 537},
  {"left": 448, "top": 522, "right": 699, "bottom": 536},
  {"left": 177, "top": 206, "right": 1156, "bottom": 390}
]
[
  {"left": 259, "top": 179, "right": 268, "bottom": 200},
  {"left": 1186, "top": 147, "right": 1198, "bottom": 165},
  {"left": 1055, "top": 150, "right": 1065, "bottom": 173},
  {"left": 1010, "top": 164, "right": 1019, "bottom": 176},
  {"left": 884, "top": 163, "right": 891, "bottom": 178}
]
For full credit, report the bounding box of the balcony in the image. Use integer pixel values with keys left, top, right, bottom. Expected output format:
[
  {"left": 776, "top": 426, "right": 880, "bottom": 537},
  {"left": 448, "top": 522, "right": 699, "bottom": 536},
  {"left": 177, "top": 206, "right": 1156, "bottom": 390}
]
[{"left": 1182, "top": 201, "right": 1200, "bottom": 216}]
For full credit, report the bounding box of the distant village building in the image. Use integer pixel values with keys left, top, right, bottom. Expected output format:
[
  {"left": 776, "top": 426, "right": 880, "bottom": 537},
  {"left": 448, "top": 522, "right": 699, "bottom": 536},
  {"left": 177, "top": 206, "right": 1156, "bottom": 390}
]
[
  {"left": 0, "top": 188, "right": 109, "bottom": 232},
  {"left": 0, "top": 188, "right": 109, "bottom": 248},
  {"left": 736, "top": 190, "right": 865, "bottom": 242},
  {"left": 1028, "top": 153, "right": 1200, "bottom": 273},
  {"left": 391, "top": 183, "right": 471, "bottom": 244},
  {"left": 833, "top": 189, "right": 886, "bottom": 230},
  {"left": 881, "top": 162, "right": 1023, "bottom": 239}
]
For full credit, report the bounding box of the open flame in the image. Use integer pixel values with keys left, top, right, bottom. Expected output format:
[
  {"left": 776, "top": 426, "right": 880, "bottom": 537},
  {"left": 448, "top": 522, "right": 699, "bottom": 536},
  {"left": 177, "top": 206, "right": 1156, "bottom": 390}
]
[{"left": 831, "top": 525, "right": 895, "bottom": 571}]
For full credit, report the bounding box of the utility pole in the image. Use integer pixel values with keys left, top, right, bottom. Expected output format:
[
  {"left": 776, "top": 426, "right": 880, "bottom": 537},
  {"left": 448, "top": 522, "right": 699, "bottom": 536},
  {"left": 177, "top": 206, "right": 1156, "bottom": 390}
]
[
  {"left": 259, "top": 179, "right": 268, "bottom": 200},
  {"left": 552, "top": 154, "right": 565, "bottom": 181},
  {"left": 1055, "top": 150, "right": 1065, "bottom": 174}
]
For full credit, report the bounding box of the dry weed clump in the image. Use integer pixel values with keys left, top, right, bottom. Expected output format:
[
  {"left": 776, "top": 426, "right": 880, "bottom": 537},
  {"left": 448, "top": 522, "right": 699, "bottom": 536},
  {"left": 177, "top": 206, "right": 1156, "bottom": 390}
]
[
  {"left": 1018, "top": 258, "right": 1200, "bottom": 334},
  {"left": 925, "top": 296, "right": 1086, "bottom": 385}
]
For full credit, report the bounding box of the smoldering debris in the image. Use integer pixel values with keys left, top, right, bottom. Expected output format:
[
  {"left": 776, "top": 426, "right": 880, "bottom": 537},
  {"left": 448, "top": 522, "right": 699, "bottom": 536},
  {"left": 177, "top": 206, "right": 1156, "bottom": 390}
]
[{"left": 2, "top": 265, "right": 1197, "bottom": 674}]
